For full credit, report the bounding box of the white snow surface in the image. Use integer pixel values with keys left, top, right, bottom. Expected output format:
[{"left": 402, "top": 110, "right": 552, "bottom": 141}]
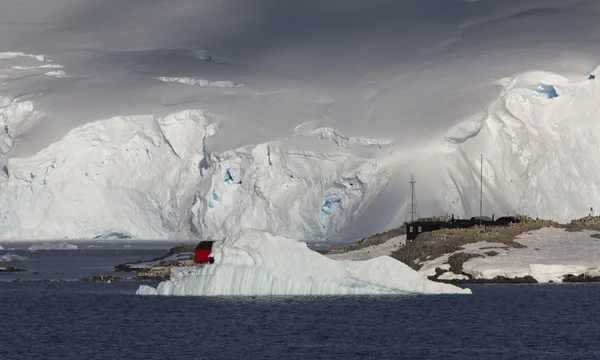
[
  {"left": 419, "top": 228, "right": 600, "bottom": 283},
  {"left": 156, "top": 77, "right": 241, "bottom": 89},
  {"left": 326, "top": 235, "right": 406, "bottom": 261},
  {"left": 137, "top": 229, "right": 469, "bottom": 296},
  {"left": 28, "top": 242, "right": 78, "bottom": 251},
  {"left": 3, "top": 1, "right": 600, "bottom": 240}
]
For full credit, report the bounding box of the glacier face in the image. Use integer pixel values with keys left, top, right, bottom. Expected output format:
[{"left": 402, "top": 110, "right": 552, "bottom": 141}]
[
  {"left": 0, "top": 108, "right": 212, "bottom": 239},
  {"left": 0, "top": 94, "right": 390, "bottom": 240},
  {"left": 137, "top": 229, "right": 470, "bottom": 296},
  {"left": 190, "top": 140, "right": 389, "bottom": 240}
]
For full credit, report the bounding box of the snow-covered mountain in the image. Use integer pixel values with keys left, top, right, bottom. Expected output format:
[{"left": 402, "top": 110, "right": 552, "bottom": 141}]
[{"left": 2, "top": 0, "right": 600, "bottom": 240}]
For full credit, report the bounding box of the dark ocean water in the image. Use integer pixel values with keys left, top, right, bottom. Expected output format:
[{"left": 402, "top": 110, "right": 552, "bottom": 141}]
[{"left": 1, "top": 281, "right": 599, "bottom": 360}]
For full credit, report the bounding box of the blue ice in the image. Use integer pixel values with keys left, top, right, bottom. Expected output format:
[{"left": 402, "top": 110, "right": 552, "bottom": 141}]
[
  {"left": 321, "top": 195, "right": 341, "bottom": 215},
  {"left": 589, "top": 74, "right": 596, "bottom": 80},
  {"left": 532, "top": 84, "right": 558, "bottom": 99},
  {"left": 224, "top": 169, "right": 233, "bottom": 182}
]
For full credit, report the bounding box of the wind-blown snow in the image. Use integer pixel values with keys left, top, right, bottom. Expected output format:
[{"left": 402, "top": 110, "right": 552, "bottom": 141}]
[
  {"left": 3, "top": 1, "right": 600, "bottom": 240},
  {"left": 137, "top": 229, "right": 469, "bottom": 296},
  {"left": 28, "top": 242, "right": 78, "bottom": 251},
  {"left": 156, "top": 77, "right": 241, "bottom": 88},
  {"left": 0, "top": 52, "right": 46, "bottom": 62}
]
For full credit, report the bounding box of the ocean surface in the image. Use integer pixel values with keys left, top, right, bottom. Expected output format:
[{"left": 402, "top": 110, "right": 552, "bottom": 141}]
[{"left": 1, "top": 247, "right": 599, "bottom": 360}]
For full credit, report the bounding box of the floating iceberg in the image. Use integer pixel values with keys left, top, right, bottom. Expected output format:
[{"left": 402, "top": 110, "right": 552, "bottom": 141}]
[
  {"left": 137, "top": 229, "right": 470, "bottom": 296},
  {"left": 0, "top": 253, "right": 29, "bottom": 262},
  {"left": 28, "top": 242, "right": 78, "bottom": 251}
]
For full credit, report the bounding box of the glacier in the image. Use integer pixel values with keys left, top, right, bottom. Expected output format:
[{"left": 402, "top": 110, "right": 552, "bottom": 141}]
[
  {"left": 3, "top": 1, "right": 600, "bottom": 240},
  {"left": 443, "top": 67, "right": 600, "bottom": 222},
  {"left": 137, "top": 229, "right": 470, "bottom": 296},
  {"left": 0, "top": 101, "right": 390, "bottom": 240}
]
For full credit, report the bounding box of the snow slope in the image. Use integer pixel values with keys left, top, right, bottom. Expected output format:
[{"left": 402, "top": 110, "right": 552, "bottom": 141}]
[
  {"left": 443, "top": 69, "right": 600, "bottom": 222},
  {"left": 3, "top": 1, "right": 600, "bottom": 240},
  {"left": 418, "top": 228, "right": 600, "bottom": 283},
  {"left": 137, "top": 229, "right": 469, "bottom": 296},
  {"left": 326, "top": 235, "right": 406, "bottom": 261}
]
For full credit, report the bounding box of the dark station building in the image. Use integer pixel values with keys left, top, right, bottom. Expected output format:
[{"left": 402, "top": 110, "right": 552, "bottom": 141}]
[{"left": 406, "top": 215, "right": 520, "bottom": 241}]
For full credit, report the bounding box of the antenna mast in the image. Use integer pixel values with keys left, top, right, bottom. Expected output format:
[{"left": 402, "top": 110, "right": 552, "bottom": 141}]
[
  {"left": 480, "top": 154, "right": 483, "bottom": 225},
  {"left": 406, "top": 175, "right": 419, "bottom": 222}
]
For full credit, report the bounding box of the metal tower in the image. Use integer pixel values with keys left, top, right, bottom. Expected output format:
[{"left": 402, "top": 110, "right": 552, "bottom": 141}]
[
  {"left": 480, "top": 154, "right": 483, "bottom": 225},
  {"left": 406, "top": 175, "right": 419, "bottom": 222}
]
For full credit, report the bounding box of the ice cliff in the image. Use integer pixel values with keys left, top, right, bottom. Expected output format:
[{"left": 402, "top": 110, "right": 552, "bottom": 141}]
[
  {"left": 0, "top": 93, "right": 390, "bottom": 240},
  {"left": 137, "top": 229, "right": 470, "bottom": 296},
  {"left": 443, "top": 67, "right": 600, "bottom": 222}
]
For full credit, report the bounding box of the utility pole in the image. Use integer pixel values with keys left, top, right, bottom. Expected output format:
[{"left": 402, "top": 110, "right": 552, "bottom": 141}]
[
  {"left": 480, "top": 154, "right": 483, "bottom": 225},
  {"left": 406, "top": 175, "right": 419, "bottom": 222}
]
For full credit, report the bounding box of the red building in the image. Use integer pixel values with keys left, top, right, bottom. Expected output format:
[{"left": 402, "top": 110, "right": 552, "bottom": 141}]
[{"left": 195, "top": 241, "right": 215, "bottom": 263}]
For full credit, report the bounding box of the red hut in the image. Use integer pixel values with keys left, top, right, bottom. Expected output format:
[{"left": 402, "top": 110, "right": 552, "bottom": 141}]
[{"left": 195, "top": 241, "right": 215, "bottom": 263}]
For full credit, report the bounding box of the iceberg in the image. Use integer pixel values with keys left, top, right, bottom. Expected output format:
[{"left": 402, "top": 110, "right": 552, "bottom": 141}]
[
  {"left": 137, "top": 229, "right": 470, "bottom": 296},
  {"left": 0, "top": 253, "right": 29, "bottom": 262},
  {"left": 28, "top": 242, "right": 78, "bottom": 251}
]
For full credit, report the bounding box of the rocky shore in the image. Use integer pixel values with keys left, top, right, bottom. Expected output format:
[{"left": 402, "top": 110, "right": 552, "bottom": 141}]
[
  {"left": 328, "top": 227, "right": 405, "bottom": 255},
  {"left": 114, "top": 244, "right": 206, "bottom": 281},
  {"left": 0, "top": 266, "right": 26, "bottom": 274},
  {"left": 330, "top": 215, "right": 600, "bottom": 284}
]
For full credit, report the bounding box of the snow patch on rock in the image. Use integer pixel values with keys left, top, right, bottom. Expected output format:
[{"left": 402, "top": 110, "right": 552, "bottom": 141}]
[
  {"left": 44, "top": 70, "right": 67, "bottom": 78},
  {"left": 304, "top": 128, "right": 394, "bottom": 149},
  {"left": 156, "top": 77, "right": 241, "bottom": 88},
  {"left": 418, "top": 228, "right": 600, "bottom": 283},
  {"left": 12, "top": 64, "right": 64, "bottom": 70},
  {"left": 0, "top": 52, "right": 46, "bottom": 62},
  {"left": 462, "top": 228, "right": 600, "bottom": 283}
]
